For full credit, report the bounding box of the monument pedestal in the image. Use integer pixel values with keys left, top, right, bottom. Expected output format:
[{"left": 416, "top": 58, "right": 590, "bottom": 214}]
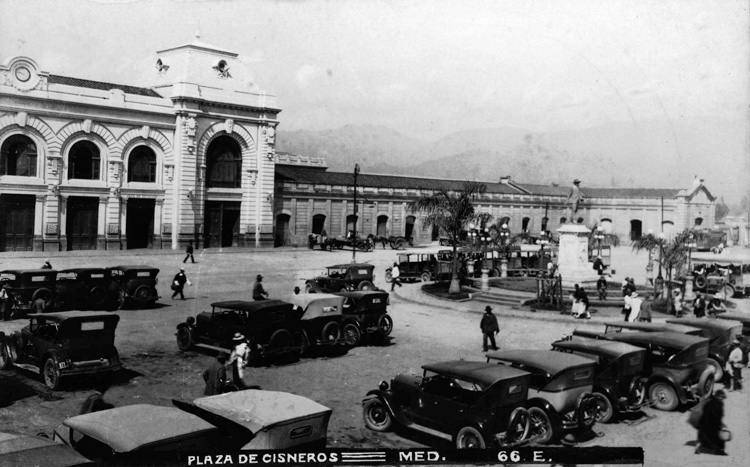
[{"left": 556, "top": 223, "right": 599, "bottom": 288}]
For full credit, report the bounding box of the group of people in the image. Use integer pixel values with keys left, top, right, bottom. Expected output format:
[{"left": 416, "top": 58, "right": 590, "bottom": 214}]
[{"left": 202, "top": 332, "right": 259, "bottom": 395}]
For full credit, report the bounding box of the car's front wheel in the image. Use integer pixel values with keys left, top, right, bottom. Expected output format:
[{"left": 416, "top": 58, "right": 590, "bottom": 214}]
[
  {"left": 363, "top": 398, "right": 393, "bottom": 432},
  {"left": 649, "top": 382, "right": 678, "bottom": 411},
  {"left": 527, "top": 407, "right": 556, "bottom": 444},
  {"left": 176, "top": 327, "right": 194, "bottom": 351},
  {"left": 321, "top": 322, "right": 341, "bottom": 342},
  {"left": 421, "top": 272, "right": 431, "bottom": 283},
  {"left": 358, "top": 281, "right": 374, "bottom": 291},
  {"left": 378, "top": 314, "right": 393, "bottom": 337},
  {"left": 305, "top": 283, "right": 316, "bottom": 294},
  {"left": 43, "top": 357, "right": 62, "bottom": 390},
  {"left": 506, "top": 407, "right": 530, "bottom": 444},
  {"left": 455, "top": 426, "right": 486, "bottom": 449},
  {"left": 576, "top": 393, "right": 597, "bottom": 430},
  {"left": 592, "top": 392, "right": 615, "bottom": 423},
  {"left": 698, "top": 368, "right": 715, "bottom": 399},
  {"left": 706, "top": 358, "right": 723, "bottom": 383},
  {"left": 343, "top": 323, "right": 361, "bottom": 346}
]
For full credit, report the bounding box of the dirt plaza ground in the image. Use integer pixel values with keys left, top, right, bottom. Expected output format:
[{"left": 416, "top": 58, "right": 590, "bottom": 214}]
[{"left": 0, "top": 243, "right": 749, "bottom": 466}]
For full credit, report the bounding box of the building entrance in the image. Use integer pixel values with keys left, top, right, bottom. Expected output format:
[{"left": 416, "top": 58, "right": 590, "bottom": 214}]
[
  {"left": 0, "top": 194, "right": 35, "bottom": 251},
  {"left": 275, "top": 213, "right": 291, "bottom": 247},
  {"left": 66, "top": 196, "right": 98, "bottom": 250},
  {"left": 205, "top": 201, "right": 240, "bottom": 248},
  {"left": 126, "top": 198, "right": 155, "bottom": 249}
]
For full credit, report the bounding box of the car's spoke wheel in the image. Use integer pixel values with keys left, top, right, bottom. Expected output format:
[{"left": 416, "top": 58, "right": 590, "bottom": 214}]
[
  {"left": 31, "top": 288, "right": 53, "bottom": 310},
  {"left": 648, "top": 382, "right": 679, "bottom": 411},
  {"left": 576, "top": 393, "right": 597, "bottom": 429},
  {"left": 698, "top": 368, "right": 715, "bottom": 399},
  {"left": 506, "top": 407, "right": 530, "bottom": 444},
  {"left": 358, "top": 280, "right": 374, "bottom": 291},
  {"left": 268, "top": 329, "right": 293, "bottom": 351},
  {"left": 293, "top": 331, "right": 310, "bottom": 357},
  {"left": 176, "top": 327, "right": 194, "bottom": 351},
  {"left": 707, "top": 358, "right": 723, "bottom": 382},
  {"left": 88, "top": 286, "right": 109, "bottom": 308},
  {"left": 305, "top": 283, "right": 316, "bottom": 294},
  {"left": 384, "top": 271, "right": 393, "bottom": 283},
  {"left": 455, "top": 426, "right": 486, "bottom": 449},
  {"left": 321, "top": 322, "right": 341, "bottom": 342},
  {"left": 719, "top": 285, "right": 734, "bottom": 298},
  {"left": 628, "top": 378, "right": 647, "bottom": 407},
  {"left": 592, "top": 392, "right": 615, "bottom": 423},
  {"left": 343, "top": 323, "right": 361, "bottom": 346},
  {"left": 421, "top": 272, "right": 431, "bottom": 283},
  {"left": 363, "top": 398, "right": 392, "bottom": 432},
  {"left": 43, "top": 358, "right": 61, "bottom": 390},
  {"left": 133, "top": 285, "right": 153, "bottom": 302},
  {"left": 527, "top": 407, "right": 556, "bottom": 444},
  {"left": 377, "top": 314, "right": 393, "bottom": 337}
]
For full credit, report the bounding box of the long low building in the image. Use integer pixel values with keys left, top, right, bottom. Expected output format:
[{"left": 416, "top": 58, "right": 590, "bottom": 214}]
[{"left": 0, "top": 40, "right": 715, "bottom": 252}]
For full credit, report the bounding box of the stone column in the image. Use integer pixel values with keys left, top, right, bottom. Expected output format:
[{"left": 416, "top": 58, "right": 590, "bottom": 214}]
[
  {"left": 97, "top": 196, "right": 107, "bottom": 250},
  {"left": 34, "top": 195, "right": 45, "bottom": 251},
  {"left": 60, "top": 195, "right": 68, "bottom": 251},
  {"left": 154, "top": 198, "right": 164, "bottom": 249}
]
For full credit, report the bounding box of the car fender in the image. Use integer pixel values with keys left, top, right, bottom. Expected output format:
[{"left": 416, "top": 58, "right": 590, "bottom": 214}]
[
  {"left": 305, "top": 280, "right": 325, "bottom": 293},
  {"left": 526, "top": 398, "right": 560, "bottom": 423},
  {"left": 708, "top": 351, "right": 726, "bottom": 367},
  {"left": 176, "top": 321, "right": 195, "bottom": 332},
  {"left": 363, "top": 390, "right": 407, "bottom": 425},
  {"left": 592, "top": 383, "right": 618, "bottom": 404}
]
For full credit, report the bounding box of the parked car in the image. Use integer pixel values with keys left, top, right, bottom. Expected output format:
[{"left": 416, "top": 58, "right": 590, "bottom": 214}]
[
  {"left": 53, "top": 390, "right": 332, "bottom": 462},
  {"left": 337, "top": 290, "right": 393, "bottom": 346},
  {"left": 485, "top": 350, "right": 598, "bottom": 444},
  {"left": 0, "top": 269, "right": 57, "bottom": 319},
  {"left": 385, "top": 253, "right": 447, "bottom": 283},
  {"left": 362, "top": 360, "right": 533, "bottom": 448},
  {"left": 551, "top": 336, "right": 648, "bottom": 423},
  {"left": 0, "top": 312, "right": 121, "bottom": 390},
  {"left": 690, "top": 259, "right": 749, "bottom": 297},
  {"left": 54, "top": 268, "right": 116, "bottom": 311},
  {"left": 714, "top": 312, "right": 750, "bottom": 363},
  {"left": 574, "top": 330, "right": 714, "bottom": 411},
  {"left": 289, "top": 294, "right": 347, "bottom": 354},
  {"left": 304, "top": 263, "right": 377, "bottom": 293},
  {"left": 666, "top": 317, "right": 742, "bottom": 382},
  {"left": 0, "top": 431, "right": 93, "bottom": 467},
  {"left": 176, "top": 300, "right": 303, "bottom": 362},
  {"left": 106, "top": 265, "right": 159, "bottom": 309}
]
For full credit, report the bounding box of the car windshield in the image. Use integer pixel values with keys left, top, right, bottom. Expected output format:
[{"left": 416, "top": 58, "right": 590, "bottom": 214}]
[
  {"left": 57, "top": 272, "right": 77, "bottom": 281},
  {"left": 327, "top": 268, "right": 347, "bottom": 278}
]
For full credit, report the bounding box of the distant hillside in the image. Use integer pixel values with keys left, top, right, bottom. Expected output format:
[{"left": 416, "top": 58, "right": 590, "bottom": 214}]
[{"left": 276, "top": 118, "right": 749, "bottom": 202}]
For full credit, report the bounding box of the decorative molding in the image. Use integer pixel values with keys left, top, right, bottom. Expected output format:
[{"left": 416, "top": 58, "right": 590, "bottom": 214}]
[
  {"left": 225, "top": 119, "right": 234, "bottom": 134},
  {"left": 82, "top": 119, "right": 93, "bottom": 134},
  {"left": 45, "top": 223, "right": 59, "bottom": 235},
  {"left": 107, "top": 223, "right": 120, "bottom": 235},
  {"left": 140, "top": 125, "right": 150, "bottom": 139},
  {"left": 162, "top": 223, "right": 173, "bottom": 234},
  {"left": 15, "top": 112, "right": 28, "bottom": 127}
]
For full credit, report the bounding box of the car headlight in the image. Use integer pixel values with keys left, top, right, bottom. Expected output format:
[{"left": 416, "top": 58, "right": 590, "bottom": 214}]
[{"left": 379, "top": 380, "right": 389, "bottom": 391}]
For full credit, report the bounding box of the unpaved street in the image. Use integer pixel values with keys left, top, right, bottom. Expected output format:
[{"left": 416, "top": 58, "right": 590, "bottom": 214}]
[{"left": 1, "top": 245, "right": 749, "bottom": 466}]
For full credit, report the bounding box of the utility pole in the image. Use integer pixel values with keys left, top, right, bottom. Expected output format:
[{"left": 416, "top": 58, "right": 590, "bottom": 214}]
[{"left": 352, "top": 164, "right": 360, "bottom": 263}]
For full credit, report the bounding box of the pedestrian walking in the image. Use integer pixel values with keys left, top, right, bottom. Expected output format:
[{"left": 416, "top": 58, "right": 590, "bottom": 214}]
[
  {"left": 693, "top": 293, "right": 706, "bottom": 318},
  {"left": 390, "top": 262, "right": 403, "bottom": 291},
  {"left": 252, "top": 274, "right": 269, "bottom": 300},
  {"left": 694, "top": 389, "right": 728, "bottom": 456},
  {"left": 202, "top": 354, "right": 228, "bottom": 395},
  {"left": 0, "top": 284, "right": 10, "bottom": 321},
  {"left": 171, "top": 267, "right": 191, "bottom": 300},
  {"left": 228, "top": 333, "right": 250, "bottom": 390},
  {"left": 183, "top": 240, "right": 196, "bottom": 263},
  {"left": 625, "top": 292, "right": 642, "bottom": 322},
  {"left": 727, "top": 338, "right": 743, "bottom": 392},
  {"left": 41, "top": 260, "right": 52, "bottom": 269},
  {"left": 79, "top": 381, "right": 114, "bottom": 415},
  {"left": 672, "top": 289, "right": 683, "bottom": 316},
  {"left": 596, "top": 275, "right": 608, "bottom": 301},
  {"left": 638, "top": 298, "right": 652, "bottom": 322},
  {"left": 480, "top": 306, "right": 499, "bottom": 352}
]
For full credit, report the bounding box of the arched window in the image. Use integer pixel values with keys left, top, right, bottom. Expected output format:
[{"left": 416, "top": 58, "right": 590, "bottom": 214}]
[
  {"left": 128, "top": 146, "right": 157, "bottom": 183},
  {"left": 206, "top": 136, "right": 241, "bottom": 188},
  {"left": 1, "top": 135, "right": 37, "bottom": 177},
  {"left": 694, "top": 217, "right": 703, "bottom": 226},
  {"left": 522, "top": 217, "right": 531, "bottom": 232},
  {"left": 68, "top": 141, "right": 100, "bottom": 180}
]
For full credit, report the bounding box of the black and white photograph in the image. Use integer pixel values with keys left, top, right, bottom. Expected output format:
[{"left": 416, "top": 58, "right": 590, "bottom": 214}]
[{"left": 0, "top": 0, "right": 749, "bottom": 466}]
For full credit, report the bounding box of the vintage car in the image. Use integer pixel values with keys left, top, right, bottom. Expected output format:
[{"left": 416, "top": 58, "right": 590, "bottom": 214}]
[
  {"left": 666, "top": 317, "right": 742, "bottom": 382},
  {"left": 0, "top": 269, "right": 57, "bottom": 319},
  {"left": 385, "top": 253, "right": 447, "bottom": 283},
  {"left": 304, "top": 263, "right": 377, "bottom": 293},
  {"left": 551, "top": 336, "right": 648, "bottom": 423},
  {"left": 337, "top": 291, "right": 393, "bottom": 346},
  {"left": 0, "top": 431, "right": 93, "bottom": 467},
  {"left": 53, "top": 390, "right": 332, "bottom": 461},
  {"left": 176, "top": 300, "right": 303, "bottom": 362},
  {"left": 54, "top": 268, "right": 116, "bottom": 311},
  {"left": 485, "top": 350, "right": 597, "bottom": 444},
  {"left": 0, "top": 312, "right": 121, "bottom": 390},
  {"left": 574, "top": 330, "right": 714, "bottom": 411},
  {"left": 690, "top": 259, "right": 749, "bottom": 297},
  {"left": 106, "top": 265, "right": 159, "bottom": 309},
  {"left": 362, "top": 360, "right": 533, "bottom": 448},
  {"left": 714, "top": 312, "right": 750, "bottom": 363},
  {"left": 289, "top": 294, "right": 346, "bottom": 354}
]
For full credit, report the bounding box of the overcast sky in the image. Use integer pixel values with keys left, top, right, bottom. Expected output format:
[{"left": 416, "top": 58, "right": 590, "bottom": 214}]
[{"left": 2, "top": 0, "right": 747, "bottom": 140}]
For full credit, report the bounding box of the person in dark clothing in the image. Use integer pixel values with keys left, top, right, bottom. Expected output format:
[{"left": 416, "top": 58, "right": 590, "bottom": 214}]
[
  {"left": 79, "top": 381, "right": 114, "bottom": 415},
  {"left": 41, "top": 260, "right": 52, "bottom": 269},
  {"left": 695, "top": 389, "right": 727, "bottom": 455},
  {"left": 252, "top": 275, "right": 269, "bottom": 300},
  {"left": 480, "top": 306, "right": 499, "bottom": 352},
  {"left": 592, "top": 256, "right": 605, "bottom": 275},
  {"left": 202, "top": 354, "right": 228, "bottom": 395},
  {"left": 573, "top": 284, "right": 591, "bottom": 319},
  {"left": 597, "top": 275, "right": 608, "bottom": 300},
  {"left": 183, "top": 240, "right": 196, "bottom": 263},
  {"left": 171, "top": 267, "right": 191, "bottom": 300},
  {"left": 0, "top": 284, "right": 11, "bottom": 321},
  {"left": 693, "top": 293, "right": 706, "bottom": 318}
]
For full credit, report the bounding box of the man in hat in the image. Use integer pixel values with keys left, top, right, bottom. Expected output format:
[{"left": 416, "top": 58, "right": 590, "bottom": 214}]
[
  {"left": 695, "top": 389, "right": 727, "bottom": 455},
  {"left": 0, "top": 284, "right": 11, "bottom": 321},
  {"left": 480, "top": 306, "right": 499, "bottom": 352},
  {"left": 202, "top": 353, "right": 228, "bottom": 395},
  {"left": 228, "top": 333, "right": 250, "bottom": 390},
  {"left": 592, "top": 255, "right": 605, "bottom": 275},
  {"left": 727, "top": 337, "right": 744, "bottom": 392},
  {"left": 565, "top": 179, "right": 583, "bottom": 222},
  {"left": 171, "top": 267, "right": 191, "bottom": 300},
  {"left": 252, "top": 274, "right": 269, "bottom": 301},
  {"left": 390, "top": 262, "right": 402, "bottom": 291},
  {"left": 41, "top": 260, "right": 52, "bottom": 269},
  {"left": 693, "top": 292, "right": 706, "bottom": 318}
]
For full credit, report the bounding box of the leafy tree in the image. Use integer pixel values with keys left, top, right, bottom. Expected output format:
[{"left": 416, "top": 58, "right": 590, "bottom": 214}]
[
  {"left": 632, "top": 229, "right": 694, "bottom": 306},
  {"left": 410, "top": 182, "right": 487, "bottom": 293}
]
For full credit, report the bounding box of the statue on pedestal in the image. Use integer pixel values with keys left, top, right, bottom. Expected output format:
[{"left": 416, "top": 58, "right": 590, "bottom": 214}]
[{"left": 565, "top": 179, "right": 583, "bottom": 222}]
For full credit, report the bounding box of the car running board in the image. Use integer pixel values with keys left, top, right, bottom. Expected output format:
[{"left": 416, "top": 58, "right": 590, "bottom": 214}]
[
  {"left": 13, "top": 362, "right": 41, "bottom": 374},
  {"left": 401, "top": 421, "right": 452, "bottom": 441}
]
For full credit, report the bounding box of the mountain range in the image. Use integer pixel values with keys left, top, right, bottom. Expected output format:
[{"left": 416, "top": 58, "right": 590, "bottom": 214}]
[{"left": 276, "top": 118, "right": 748, "bottom": 206}]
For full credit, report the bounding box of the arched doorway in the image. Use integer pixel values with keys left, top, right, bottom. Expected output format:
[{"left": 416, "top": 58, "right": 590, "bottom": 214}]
[
  {"left": 204, "top": 136, "right": 242, "bottom": 248},
  {"left": 312, "top": 214, "right": 326, "bottom": 235},
  {"left": 600, "top": 218, "right": 613, "bottom": 233},
  {"left": 522, "top": 217, "right": 531, "bottom": 232},
  {"left": 346, "top": 214, "right": 358, "bottom": 235},
  {"left": 275, "top": 214, "right": 291, "bottom": 247},
  {"left": 126, "top": 199, "right": 154, "bottom": 249},
  {"left": 377, "top": 215, "right": 388, "bottom": 238},
  {"left": 662, "top": 221, "right": 675, "bottom": 238},
  {"left": 405, "top": 216, "right": 416, "bottom": 240},
  {"left": 630, "top": 220, "right": 643, "bottom": 240}
]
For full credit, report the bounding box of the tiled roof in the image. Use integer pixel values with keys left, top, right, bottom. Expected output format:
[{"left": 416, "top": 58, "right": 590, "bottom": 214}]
[
  {"left": 275, "top": 165, "right": 521, "bottom": 194},
  {"left": 48, "top": 75, "right": 163, "bottom": 98},
  {"left": 582, "top": 188, "right": 681, "bottom": 198}
]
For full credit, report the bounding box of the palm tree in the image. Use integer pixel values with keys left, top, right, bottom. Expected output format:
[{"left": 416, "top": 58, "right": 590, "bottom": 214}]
[
  {"left": 632, "top": 229, "right": 693, "bottom": 304},
  {"left": 410, "top": 181, "right": 487, "bottom": 293}
]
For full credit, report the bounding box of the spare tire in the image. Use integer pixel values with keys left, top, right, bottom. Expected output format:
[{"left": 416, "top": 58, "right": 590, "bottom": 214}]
[
  {"left": 31, "top": 288, "right": 53, "bottom": 310},
  {"left": 321, "top": 322, "right": 341, "bottom": 342},
  {"left": 88, "top": 286, "right": 109, "bottom": 308},
  {"left": 694, "top": 275, "right": 707, "bottom": 289}
]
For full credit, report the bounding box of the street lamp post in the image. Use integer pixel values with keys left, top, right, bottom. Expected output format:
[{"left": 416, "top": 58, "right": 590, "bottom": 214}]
[
  {"left": 467, "top": 223, "right": 477, "bottom": 277},
  {"left": 352, "top": 164, "right": 360, "bottom": 263},
  {"left": 594, "top": 226, "right": 605, "bottom": 258},
  {"left": 655, "top": 232, "right": 666, "bottom": 299},
  {"left": 499, "top": 223, "right": 510, "bottom": 278},
  {"left": 683, "top": 233, "right": 697, "bottom": 303},
  {"left": 480, "top": 227, "right": 490, "bottom": 291},
  {"left": 537, "top": 231, "right": 550, "bottom": 271}
]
